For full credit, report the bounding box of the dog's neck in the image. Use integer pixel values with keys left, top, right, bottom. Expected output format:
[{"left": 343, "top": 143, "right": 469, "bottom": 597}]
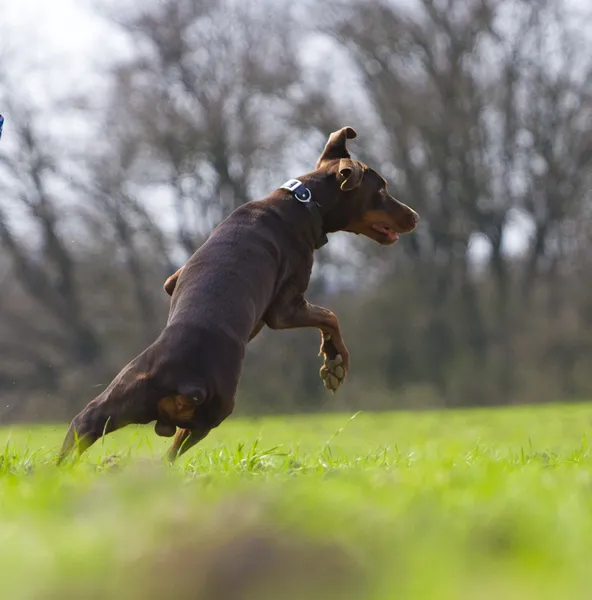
[
  {"left": 298, "top": 171, "right": 350, "bottom": 236},
  {"left": 271, "top": 170, "right": 348, "bottom": 252}
]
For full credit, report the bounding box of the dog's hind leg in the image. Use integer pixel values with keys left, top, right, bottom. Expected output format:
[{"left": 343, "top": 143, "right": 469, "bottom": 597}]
[
  {"left": 57, "top": 398, "right": 122, "bottom": 464},
  {"left": 57, "top": 356, "right": 164, "bottom": 464},
  {"left": 165, "top": 393, "right": 236, "bottom": 464},
  {"left": 165, "top": 426, "right": 211, "bottom": 463}
]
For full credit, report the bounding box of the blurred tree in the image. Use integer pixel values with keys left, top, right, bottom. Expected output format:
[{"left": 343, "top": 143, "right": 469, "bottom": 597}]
[
  {"left": 331, "top": 0, "right": 592, "bottom": 404},
  {"left": 105, "top": 0, "right": 336, "bottom": 258},
  {"left": 0, "top": 101, "right": 101, "bottom": 401}
]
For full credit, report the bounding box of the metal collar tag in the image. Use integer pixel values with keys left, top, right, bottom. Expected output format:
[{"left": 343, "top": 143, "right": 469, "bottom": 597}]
[{"left": 280, "top": 178, "right": 312, "bottom": 203}]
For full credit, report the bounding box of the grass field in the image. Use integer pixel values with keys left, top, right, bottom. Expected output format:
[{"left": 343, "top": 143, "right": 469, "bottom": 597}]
[{"left": 2, "top": 403, "right": 592, "bottom": 599}]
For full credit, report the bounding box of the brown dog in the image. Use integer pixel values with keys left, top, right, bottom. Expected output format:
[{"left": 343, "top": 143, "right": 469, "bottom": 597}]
[{"left": 58, "top": 127, "right": 418, "bottom": 464}]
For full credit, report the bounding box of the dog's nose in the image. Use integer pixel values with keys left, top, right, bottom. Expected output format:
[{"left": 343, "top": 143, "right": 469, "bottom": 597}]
[{"left": 407, "top": 209, "right": 420, "bottom": 229}]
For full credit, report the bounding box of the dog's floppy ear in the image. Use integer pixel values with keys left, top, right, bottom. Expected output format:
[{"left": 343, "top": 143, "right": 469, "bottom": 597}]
[
  {"left": 316, "top": 126, "right": 357, "bottom": 168},
  {"left": 337, "top": 158, "right": 365, "bottom": 191}
]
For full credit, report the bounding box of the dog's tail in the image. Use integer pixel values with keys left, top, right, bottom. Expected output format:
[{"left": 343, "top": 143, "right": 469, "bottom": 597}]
[{"left": 163, "top": 266, "right": 184, "bottom": 297}]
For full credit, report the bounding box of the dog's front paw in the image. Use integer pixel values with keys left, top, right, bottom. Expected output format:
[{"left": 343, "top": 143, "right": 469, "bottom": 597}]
[{"left": 320, "top": 354, "right": 346, "bottom": 392}]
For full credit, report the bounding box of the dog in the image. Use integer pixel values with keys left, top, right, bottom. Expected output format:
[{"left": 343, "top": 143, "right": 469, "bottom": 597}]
[{"left": 58, "top": 127, "right": 419, "bottom": 464}]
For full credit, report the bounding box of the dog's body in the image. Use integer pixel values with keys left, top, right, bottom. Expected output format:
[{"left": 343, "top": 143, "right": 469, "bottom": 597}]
[{"left": 58, "top": 127, "right": 418, "bottom": 463}]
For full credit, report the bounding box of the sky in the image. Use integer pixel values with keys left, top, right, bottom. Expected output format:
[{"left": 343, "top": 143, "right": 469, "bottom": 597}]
[{"left": 2, "top": 0, "right": 129, "bottom": 107}]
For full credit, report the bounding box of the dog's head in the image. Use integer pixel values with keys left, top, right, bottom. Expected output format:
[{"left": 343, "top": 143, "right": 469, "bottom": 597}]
[{"left": 316, "top": 127, "right": 419, "bottom": 245}]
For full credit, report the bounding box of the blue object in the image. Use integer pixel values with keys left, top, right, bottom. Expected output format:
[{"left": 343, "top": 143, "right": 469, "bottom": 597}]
[
  {"left": 0, "top": 114, "right": 3, "bottom": 139},
  {"left": 280, "top": 178, "right": 313, "bottom": 203}
]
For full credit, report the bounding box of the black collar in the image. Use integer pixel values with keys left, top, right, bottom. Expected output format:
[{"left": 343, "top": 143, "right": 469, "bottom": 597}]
[{"left": 279, "top": 178, "right": 328, "bottom": 249}]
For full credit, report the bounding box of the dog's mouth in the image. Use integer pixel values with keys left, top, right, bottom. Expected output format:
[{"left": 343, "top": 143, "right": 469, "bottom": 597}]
[{"left": 370, "top": 223, "right": 400, "bottom": 245}]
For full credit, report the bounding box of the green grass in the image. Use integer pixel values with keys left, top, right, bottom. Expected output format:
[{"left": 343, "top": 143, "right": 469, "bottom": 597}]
[{"left": 3, "top": 403, "right": 592, "bottom": 599}]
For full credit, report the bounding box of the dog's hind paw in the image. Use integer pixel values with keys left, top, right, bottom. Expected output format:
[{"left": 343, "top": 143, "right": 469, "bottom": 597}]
[
  {"left": 320, "top": 354, "right": 346, "bottom": 392},
  {"left": 154, "top": 421, "right": 177, "bottom": 437}
]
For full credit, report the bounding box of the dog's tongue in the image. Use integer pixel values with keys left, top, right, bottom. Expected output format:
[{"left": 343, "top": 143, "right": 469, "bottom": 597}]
[{"left": 372, "top": 224, "right": 399, "bottom": 242}]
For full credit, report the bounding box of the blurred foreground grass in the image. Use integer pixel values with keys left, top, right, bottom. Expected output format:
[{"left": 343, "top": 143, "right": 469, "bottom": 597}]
[{"left": 2, "top": 403, "right": 592, "bottom": 599}]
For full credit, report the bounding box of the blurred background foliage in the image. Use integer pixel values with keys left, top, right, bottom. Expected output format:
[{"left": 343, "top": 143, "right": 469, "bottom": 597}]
[{"left": 1, "top": 0, "right": 592, "bottom": 422}]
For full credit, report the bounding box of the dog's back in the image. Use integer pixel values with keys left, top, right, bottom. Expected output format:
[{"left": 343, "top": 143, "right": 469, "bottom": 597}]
[
  {"left": 167, "top": 203, "right": 279, "bottom": 342},
  {"left": 166, "top": 195, "right": 315, "bottom": 342}
]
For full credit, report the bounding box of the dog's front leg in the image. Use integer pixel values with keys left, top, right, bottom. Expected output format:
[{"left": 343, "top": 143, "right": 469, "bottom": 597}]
[{"left": 265, "top": 295, "right": 349, "bottom": 392}]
